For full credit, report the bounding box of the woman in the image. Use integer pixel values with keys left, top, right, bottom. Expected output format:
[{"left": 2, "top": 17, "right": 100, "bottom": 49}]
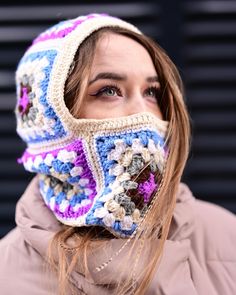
[{"left": 0, "top": 13, "right": 235, "bottom": 295}]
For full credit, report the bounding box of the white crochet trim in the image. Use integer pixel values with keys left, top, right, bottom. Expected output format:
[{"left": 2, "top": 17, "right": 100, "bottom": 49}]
[{"left": 48, "top": 16, "right": 141, "bottom": 135}]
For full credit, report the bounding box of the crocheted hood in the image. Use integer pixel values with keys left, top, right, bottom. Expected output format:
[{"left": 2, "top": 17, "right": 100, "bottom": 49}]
[
  {"left": 15, "top": 14, "right": 168, "bottom": 238},
  {"left": 15, "top": 13, "right": 141, "bottom": 146}
]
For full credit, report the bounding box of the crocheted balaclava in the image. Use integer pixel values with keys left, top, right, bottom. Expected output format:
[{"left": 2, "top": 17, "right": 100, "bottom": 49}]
[{"left": 16, "top": 13, "right": 169, "bottom": 237}]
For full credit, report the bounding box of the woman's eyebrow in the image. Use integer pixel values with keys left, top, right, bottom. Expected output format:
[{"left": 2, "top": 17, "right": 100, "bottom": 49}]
[
  {"left": 89, "top": 72, "right": 127, "bottom": 85},
  {"left": 146, "top": 76, "right": 159, "bottom": 83},
  {"left": 88, "top": 72, "right": 159, "bottom": 85}
]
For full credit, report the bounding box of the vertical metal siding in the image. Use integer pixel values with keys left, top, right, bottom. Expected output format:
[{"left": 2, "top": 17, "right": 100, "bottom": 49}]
[{"left": 182, "top": 0, "right": 236, "bottom": 211}]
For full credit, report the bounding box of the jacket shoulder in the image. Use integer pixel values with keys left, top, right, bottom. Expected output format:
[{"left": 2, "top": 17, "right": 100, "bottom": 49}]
[
  {"left": 0, "top": 227, "right": 57, "bottom": 295},
  {"left": 192, "top": 198, "right": 236, "bottom": 261},
  {"left": 0, "top": 227, "right": 37, "bottom": 273}
]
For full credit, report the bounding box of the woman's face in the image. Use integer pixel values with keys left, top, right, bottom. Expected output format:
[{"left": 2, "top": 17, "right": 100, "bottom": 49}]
[{"left": 79, "top": 32, "right": 163, "bottom": 120}]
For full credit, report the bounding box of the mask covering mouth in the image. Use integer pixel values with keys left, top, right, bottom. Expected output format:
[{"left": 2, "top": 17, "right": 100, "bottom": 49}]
[{"left": 19, "top": 112, "right": 168, "bottom": 237}]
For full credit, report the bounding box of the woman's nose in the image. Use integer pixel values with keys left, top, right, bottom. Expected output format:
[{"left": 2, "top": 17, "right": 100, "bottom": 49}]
[{"left": 125, "top": 94, "right": 147, "bottom": 115}]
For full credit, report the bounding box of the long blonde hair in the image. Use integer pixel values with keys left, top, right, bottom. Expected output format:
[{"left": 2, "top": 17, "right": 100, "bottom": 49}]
[{"left": 47, "top": 27, "right": 191, "bottom": 295}]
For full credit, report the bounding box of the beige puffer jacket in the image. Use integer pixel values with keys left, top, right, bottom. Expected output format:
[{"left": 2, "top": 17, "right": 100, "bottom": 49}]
[{"left": 0, "top": 176, "right": 235, "bottom": 294}]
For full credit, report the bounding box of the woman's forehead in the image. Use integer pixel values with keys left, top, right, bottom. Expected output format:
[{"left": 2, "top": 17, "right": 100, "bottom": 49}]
[{"left": 91, "top": 32, "right": 157, "bottom": 76}]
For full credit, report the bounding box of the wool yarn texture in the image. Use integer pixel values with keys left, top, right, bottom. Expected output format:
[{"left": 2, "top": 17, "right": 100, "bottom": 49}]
[{"left": 15, "top": 13, "right": 169, "bottom": 237}]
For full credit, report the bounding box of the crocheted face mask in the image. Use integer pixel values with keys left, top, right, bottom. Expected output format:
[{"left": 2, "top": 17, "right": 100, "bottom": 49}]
[
  {"left": 21, "top": 113, "right": 168, "bottom": 237},
  {"left": 15, "top": 13, "right": 169, "bottom": 237}
]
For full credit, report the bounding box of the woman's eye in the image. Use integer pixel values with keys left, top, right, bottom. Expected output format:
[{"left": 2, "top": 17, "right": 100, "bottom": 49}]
[
  {"left": 145, "top": 87, "right": 160, "bottom": 99},
  {"left": 103, "top": 87, "right": 118, "bottom": 96},
  {"left": 90, "top": 85, "right": 122, "bottom": 98}
]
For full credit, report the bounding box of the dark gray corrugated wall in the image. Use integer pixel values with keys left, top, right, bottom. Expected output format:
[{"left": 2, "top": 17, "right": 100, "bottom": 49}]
[
  {"left": 182, "top": 1, "right": 236, "bottom": 211},
  {"left": 0, "top": 0, "right": 235, "bottom": 238}
]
